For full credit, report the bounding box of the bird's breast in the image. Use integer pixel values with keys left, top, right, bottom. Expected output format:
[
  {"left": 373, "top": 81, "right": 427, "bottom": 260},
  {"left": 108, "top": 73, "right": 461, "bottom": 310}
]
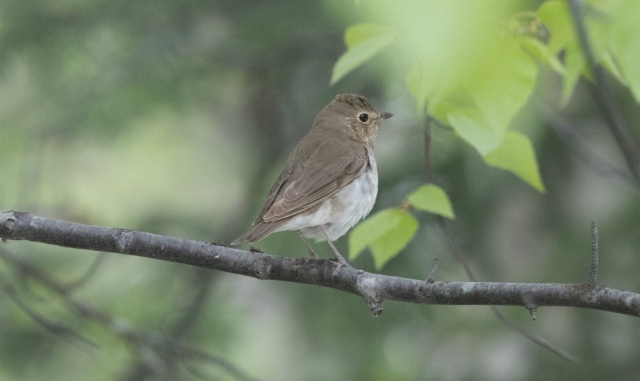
[
  {"left": 274, "top": 155, "right": 378, "bottom": 242},
  {"left": 336, "top": 154, "right": 378, "bottom": 225},
  {"left": 310, "top": 154, "right": 378, "bottom": 241}
]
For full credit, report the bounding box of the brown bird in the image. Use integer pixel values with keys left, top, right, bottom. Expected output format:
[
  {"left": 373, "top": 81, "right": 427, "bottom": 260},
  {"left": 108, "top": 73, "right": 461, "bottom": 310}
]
[{"left": 232, "top": 94, "right": 393, "bottom": 274}]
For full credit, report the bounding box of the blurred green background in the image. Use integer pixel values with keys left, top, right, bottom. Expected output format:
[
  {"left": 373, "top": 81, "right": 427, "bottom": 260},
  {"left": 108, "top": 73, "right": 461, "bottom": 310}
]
[{"left": 1, "top": 0, "right": 639, "bottom": 380}]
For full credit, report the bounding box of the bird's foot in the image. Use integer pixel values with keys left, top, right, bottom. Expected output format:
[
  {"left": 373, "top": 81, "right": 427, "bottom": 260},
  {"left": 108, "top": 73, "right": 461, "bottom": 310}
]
[
  {"left": 297, "top": 231, "right": 318, "bottom": 259},
  {"left": 331, "top": 256, "right": 351, "bottom": 280}
]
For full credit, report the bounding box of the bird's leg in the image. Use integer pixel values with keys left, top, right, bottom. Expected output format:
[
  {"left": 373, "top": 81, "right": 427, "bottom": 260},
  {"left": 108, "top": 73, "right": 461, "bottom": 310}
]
[
  {"left": 297, "top": 231, "right": 318, "bottom": 259},
  {"left": 316, "top": 226, "right": 350, "bottom": 276}
]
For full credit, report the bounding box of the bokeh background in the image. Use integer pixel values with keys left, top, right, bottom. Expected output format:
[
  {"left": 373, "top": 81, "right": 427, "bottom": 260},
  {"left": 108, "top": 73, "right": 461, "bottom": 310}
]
[{"left": 1, "top": 0, "right": 639, "bottom": 380}]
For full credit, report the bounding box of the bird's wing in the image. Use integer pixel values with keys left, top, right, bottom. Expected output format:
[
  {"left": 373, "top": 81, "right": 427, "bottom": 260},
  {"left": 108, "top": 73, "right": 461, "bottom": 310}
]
[
  {"left": 252, "top": 163, "right": 294, "bottom": 225},
  {"left": 258, "top": 141, "right": 369, "bottom": 223}
]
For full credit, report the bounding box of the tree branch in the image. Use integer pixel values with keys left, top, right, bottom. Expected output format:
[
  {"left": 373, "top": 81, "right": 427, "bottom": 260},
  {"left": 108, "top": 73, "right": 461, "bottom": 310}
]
[{"left": 1, "top": 211, "right": 638, "bottom": 318}]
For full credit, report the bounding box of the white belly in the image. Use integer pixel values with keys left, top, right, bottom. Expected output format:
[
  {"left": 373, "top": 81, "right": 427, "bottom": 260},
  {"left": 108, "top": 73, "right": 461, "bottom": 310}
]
[{"left": 275, "top": 155, "right": 378, "bottom": 242}]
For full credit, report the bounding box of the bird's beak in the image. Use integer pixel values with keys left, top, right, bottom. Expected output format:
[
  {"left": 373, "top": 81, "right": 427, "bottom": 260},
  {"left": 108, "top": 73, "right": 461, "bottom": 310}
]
[{"left": 379, "top": 112, "right": 393, "bottom": 120}]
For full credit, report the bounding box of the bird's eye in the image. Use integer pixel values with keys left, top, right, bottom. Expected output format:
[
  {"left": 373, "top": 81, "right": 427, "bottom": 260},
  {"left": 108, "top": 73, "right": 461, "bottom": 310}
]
[{"left": 358, "top": 113, "right": 369, "bottom": 123}]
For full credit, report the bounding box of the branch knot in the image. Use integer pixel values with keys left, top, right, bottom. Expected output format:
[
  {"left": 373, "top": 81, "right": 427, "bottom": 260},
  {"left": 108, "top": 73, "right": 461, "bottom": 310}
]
[
  {"left": 113, "top": 229, "right": 134, "bottom": 253},
  {"left": 251, "top": 259, "right": 272, "bottom": 280},
  {"left": 356, "top": 274, "right": 384, "bottom": 316},
  {"left": 0, "top": 212, "right": 17, "bottom": 236}
]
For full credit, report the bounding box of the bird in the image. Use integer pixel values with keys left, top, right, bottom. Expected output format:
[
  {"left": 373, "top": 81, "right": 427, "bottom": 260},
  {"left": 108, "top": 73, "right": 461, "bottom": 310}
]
[{"left": 231, "top": 93, "right": 393, "bottom": 274}]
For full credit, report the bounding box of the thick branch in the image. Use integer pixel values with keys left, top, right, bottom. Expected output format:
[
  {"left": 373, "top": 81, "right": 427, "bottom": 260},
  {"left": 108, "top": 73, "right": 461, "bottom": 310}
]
[{"left": 1, "top": 211, "right": 639, "bottom": 317}]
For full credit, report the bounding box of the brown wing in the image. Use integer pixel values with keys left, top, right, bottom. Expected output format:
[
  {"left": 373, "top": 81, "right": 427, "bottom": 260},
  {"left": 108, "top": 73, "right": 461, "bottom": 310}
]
[
  {"left": 251, "top": 164, "right": 294, "bottom": 225},
  {"left": 231, "top": 136, "right": 369, "bottom": 245},
  {"left": 231, "top": 164, "right": 294, "bottom": 244},
  {"left": 260, "top": 139, "right": 369, "bottom": 223}
]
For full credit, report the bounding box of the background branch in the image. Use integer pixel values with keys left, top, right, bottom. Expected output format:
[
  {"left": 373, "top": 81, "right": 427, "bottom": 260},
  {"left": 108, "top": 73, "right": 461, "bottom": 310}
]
[
  {"left": 568, "top": 0, "right": 640, "bottom": 184},
  {"left": 538, "top": 100, "right": 640, "bottom": 197},
  {"left": 0, "top": 245, "right": 257, "bottom": 381},
  {"left": 424, "top": 118, "right": 580, "bottom": 362}
]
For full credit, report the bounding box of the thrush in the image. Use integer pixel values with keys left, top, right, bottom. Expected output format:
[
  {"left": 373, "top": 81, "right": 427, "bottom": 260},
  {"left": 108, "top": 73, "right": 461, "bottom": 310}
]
[{"left": 232, "top": 93, "right": 392, "bottom": 274}]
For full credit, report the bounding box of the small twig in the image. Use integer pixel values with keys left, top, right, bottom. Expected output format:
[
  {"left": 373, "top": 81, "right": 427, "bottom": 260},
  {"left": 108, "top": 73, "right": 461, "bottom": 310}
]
[
  {"left": 181, "top": 360, "right": 211, "bottom": 380},
  {"left": 568, "top": 0, "right": 640, "bottom": 184},
  {"left": 423, "top": 118, "right": 581, "bottom": 362},
  {"left": 526, "top": 303, "right": 538, "bottom": 321},
  {"left": 424, "top": 117, "right": 475, "bottom": 279},
  {"left": 121, "top": 269, "right": 218, "bottom": 381},
  {"left": 436, "top": 216, "right": 580, "bottom": 361},
  {"left": 489, "top": 305, "right": 580, "bottom": 362},
  {"left": 0, "top": 247, "right": 68, "bottom": 295},
  {"left": 436, "top": 218, "right": 477, "bottom": 281},
  {"left": 170, "top": 270, "right": 215, "bottom": 338},
  {"left": 63, "top": 252, "right": 107, "bottom": 291},
  {"left": 424, "top": 116, "right": 435, "bottom": 182},
  {"left": 175, "top": 345, "right": 260, "bottom": 381},
  {"left": 426, "top": 258, "right": 439, "bottom": 283},
  {"left": 427, "top": 116, "right": 453, "bottom": 131},
  {"left": 538, "top": 99, "right": 640, "bottom": 197},
  {"left": 0, "top": 275, "right": 97, "bottom": 349},
  {"left": 589, "top": 221, "right": 599, "bottom": 284}
]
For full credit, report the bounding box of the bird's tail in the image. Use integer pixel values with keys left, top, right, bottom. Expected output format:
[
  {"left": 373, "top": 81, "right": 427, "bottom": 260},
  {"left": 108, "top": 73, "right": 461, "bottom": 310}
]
[{"left": 231, "top": 221, "right": 279, "bottom": 245}]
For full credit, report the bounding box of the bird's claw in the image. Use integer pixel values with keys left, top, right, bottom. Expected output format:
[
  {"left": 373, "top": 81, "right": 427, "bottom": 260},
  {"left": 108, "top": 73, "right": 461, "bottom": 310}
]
[{"left": 331, "top": 258, "right": 351, "bottom": 282}]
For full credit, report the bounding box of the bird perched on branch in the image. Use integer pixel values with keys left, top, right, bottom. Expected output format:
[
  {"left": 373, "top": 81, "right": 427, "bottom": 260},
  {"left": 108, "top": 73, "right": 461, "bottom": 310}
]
[{"left": 232, "top": 94, "right": 393, "bottom": 275}]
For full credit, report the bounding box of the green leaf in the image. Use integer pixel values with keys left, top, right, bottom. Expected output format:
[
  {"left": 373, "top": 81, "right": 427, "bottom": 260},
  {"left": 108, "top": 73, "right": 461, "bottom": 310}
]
[
  {"left": 438, "top": 35, "right": 536, "bottom": 156},
  {"left": 600, "top": 50, "right": 628, "bottom": 86},
  {"left": 447, "top": 107, "right": 505, "bottom": 155},
  {"left": 586, "top": 8, "right": 616, "bottom": 65},
  {"left": 330, "top": 32, "right": 394, "bottom": 85},
  {"left": 429, "top": 100, "right": 458, "bottom": 123},
  {"left": 407, "top": 62, "right": 454, "bottom": 115},
  {"left": 560, "top": 43, "right": 586, "bottom": 106},
  {"left": 537, "top": 0, "right": 573, "bottom": 53},
  {"left": 349, "top": 208, "right": 418, "bottom": 269},
  {"left": 536, "top": 0, "right": 591, "bottom": 106},
  {"left": 518, "top": 36, "right": 565, "bottom": 74},
  {"left": 407, "top": 184, "right": 455, "bottom": 219},
  {"left": 483, "top": 131, "right": 546, "bottom": 192},
  {"left": 406, "top": 62, "right": 429, "bottom": 113},
  {"left": 613, "top": 0, "right": 640, "bottom": 102},
  {"left": 462, "top": 35, "right": 538, "bottom": 133},
  {"left": 536, "top": 0, "right": 627, "bottom": 104},
  {"left": 344, "top": 24, "right": 390, "bottom": 49}
]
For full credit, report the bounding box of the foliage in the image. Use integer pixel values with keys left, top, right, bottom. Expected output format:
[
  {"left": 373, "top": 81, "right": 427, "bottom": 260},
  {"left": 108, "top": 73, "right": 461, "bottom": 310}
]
[
  {"left": 349, "top": 183, "right": 455, "bottom": 269},
  {"left": 2, "top": 0, "right": 640, "bottom": 380},
  {"left": 407, "top": 184, "right": 456, "bottom": 219},
  {"left": 349, "top": 208, "right": 418, "bottom": 269},
  {"left": 337, "top": 0, "right": 640, "bottom": 267}
]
